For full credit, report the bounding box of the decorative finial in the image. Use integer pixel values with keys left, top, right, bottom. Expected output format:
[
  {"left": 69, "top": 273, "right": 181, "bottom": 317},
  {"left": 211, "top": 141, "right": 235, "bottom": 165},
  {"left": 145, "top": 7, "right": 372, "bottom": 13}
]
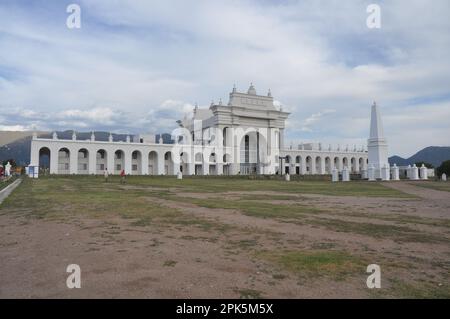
[
  {"left": 247, "top": 83, "right": 256, "bottom": 95},
  {"left": 232, "top": 84, "right": 236, "bottom": 93},
  {"left": 267, "top": 89, "right": 272, "bottom": 97},
  {"left": 219, "top": 98, "right": 222, "bottom": 106}
]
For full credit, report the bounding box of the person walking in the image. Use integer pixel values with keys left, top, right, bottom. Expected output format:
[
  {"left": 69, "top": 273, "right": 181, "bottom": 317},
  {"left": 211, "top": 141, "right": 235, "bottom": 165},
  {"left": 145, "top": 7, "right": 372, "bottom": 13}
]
[
  {"left": 120, "top": 169, "right": 126, "bottom": 184},
  {"left": 104, "top": 168, "right": 109, "bottom": 182}
]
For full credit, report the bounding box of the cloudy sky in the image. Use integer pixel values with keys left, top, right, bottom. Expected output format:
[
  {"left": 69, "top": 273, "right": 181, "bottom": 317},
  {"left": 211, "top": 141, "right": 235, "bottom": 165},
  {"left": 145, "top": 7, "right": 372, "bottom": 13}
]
[{"left": 0, "top": 0, "right": 449, "bottom": 157}]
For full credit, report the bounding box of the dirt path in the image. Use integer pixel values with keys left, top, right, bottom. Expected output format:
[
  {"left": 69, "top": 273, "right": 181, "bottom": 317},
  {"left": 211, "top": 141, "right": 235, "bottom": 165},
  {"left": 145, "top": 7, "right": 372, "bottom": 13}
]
[{"left": 383, "top": 182, "right": 450, "bottom": 201}]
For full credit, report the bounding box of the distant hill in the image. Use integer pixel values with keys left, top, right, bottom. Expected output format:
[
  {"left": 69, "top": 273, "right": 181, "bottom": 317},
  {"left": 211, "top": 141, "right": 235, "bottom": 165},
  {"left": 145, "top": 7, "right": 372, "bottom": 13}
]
[
  {"left": 389, "top": 146, "right": 450, "bottom": 168},
  {"left": 0, "top": 130, "right": 173, "bottom": 166}
]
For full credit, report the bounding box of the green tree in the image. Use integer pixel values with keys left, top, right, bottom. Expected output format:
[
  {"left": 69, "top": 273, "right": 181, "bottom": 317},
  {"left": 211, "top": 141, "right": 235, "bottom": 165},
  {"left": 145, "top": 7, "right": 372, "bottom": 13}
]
[{"left": 437, "top": 160, "right": 450, "bottom": 176}]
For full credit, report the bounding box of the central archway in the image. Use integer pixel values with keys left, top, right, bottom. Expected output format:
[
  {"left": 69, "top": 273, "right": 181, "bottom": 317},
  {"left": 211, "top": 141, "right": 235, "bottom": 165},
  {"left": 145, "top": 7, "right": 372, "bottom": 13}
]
[
  {"left": 131, "top": 150, "right": 142, "bottom": 175},
  {"left": 77, "top": 148, "right": 89, "bottom": 174},
  {"left": 239, "top": 131, "right": 267, "bottom": 175},
  {"left": 164, "top": 151, "right": 174, "bottom": 175},
  {"left": 38, "top": 147, "right": 51, "bottom": 175},
  {"left": 325, "top": 157, "right": 332, "bottom": 174},
  {"left": 96, "top": 149, "right": 107, "bottom": 174},
  {"left": 114, "top": 150, "right": 125, "bottom": 174},
  {"left": 58, "top": 148, "right": 70, "bottom": 174},
  {"left": 148, "top": 151, "right": 158, "bottom": 175}
]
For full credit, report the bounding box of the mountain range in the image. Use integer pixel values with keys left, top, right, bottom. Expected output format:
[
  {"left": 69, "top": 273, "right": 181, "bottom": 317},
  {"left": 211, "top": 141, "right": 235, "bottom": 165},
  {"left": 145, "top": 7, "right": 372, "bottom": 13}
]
[{"left": 388, "top": 146, "right": 450, "bottom": 168}]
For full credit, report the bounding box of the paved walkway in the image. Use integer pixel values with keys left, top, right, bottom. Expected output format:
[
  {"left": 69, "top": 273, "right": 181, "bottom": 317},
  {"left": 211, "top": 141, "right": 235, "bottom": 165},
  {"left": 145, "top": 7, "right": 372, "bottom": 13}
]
[{"left": 0, "top": 178, "right": 22, "bottom": 204}]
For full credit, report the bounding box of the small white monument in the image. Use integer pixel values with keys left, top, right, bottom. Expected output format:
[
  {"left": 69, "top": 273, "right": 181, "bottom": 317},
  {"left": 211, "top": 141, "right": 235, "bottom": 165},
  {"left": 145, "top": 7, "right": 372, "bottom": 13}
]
[
  {"left": 177, "top": 171, "right": 183, "bottom": 180},
  {"left": 361, "top": 169, "right": 368, "bottom": 179},
  {"left": 285, "top": 173, "right": 290, "bottom": 181},
  {"left": 367, "top": 102, "right": 389, "bottom": 180},
  {"left": 368, "top": 164, "right": 376, "bottom": 181},
  {"left": 410, "top": 164, "right": 419, "bottom": 180},
  {"left": 342, "top": 166, "right": 350, "bottom": 182},
  {"left": 419, "top": 164, "right": 428, "bottom": 180},
  {"left": 442, "top": 173, "right": 447, "bottom": 181},
  {"left": 391, "top": 164, "right": 400, "bottom": 181},
  {"left": 5, "top": 161, "right": 12, "bottom": 177},
  {"left": 26, "top": 165, "right": 38, "bottom": 178},
  {"left": 332, "top": 167, "right": 339, "bottom": 182},
  {"left": 381, "top": 164, "right": 390, "bottom": 181}
]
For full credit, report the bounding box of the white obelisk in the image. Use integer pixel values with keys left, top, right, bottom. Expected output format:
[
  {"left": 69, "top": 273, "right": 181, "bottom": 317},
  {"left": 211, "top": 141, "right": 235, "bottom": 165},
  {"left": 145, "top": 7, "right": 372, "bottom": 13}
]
[{"left": 368, "top": 102, "right": 389, "bottom": 179}]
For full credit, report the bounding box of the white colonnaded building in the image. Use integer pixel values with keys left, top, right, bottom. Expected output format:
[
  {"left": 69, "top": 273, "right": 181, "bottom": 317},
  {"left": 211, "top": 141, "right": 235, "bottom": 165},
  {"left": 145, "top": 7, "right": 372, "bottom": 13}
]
[{"left": 29, "top": 84, "right": 372, "bottom": 177}]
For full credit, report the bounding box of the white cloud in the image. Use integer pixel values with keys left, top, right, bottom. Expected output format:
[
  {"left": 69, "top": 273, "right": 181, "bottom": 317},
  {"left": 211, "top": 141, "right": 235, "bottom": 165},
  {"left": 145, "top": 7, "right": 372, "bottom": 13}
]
[{"left": 0, "top": 0, "right": 449, "bottom": 156}]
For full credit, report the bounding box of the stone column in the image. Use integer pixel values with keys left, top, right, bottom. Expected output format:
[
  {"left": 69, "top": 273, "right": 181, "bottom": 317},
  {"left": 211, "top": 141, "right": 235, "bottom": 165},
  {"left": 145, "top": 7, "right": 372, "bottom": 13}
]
[
  {"left": 332, "top": 167, "right": 339, "bottom": 182},
  {"left": 342, "top": 166, "right": 350, "bottom": 181},
  {"left": 381, "top": 164, "right": 390, "bottom": 181},
  {"left": 50, "top": 147, "right": 58, "bottom": 174},
  {"left": 124, "top": 151, "right": 132, "bottom": 175},
  {"left": 311, "top": 158, "right": 316, "bottom": 175},
  {"left": 410, "top": 164, "right": 419, "bottom": 180},
  {"left": 319, "top": 157, "right": 326, "bottom": 174},
  {"left": 141, "top": 153, "right": 149, "bottom": 175},
  {"left": 391, "top": 164, "right": 399, "bottom": 180},
  {"left": 202, "top": 160, "right": 209, "bottom": 175},
  {"left": 217, "top": 163, "right": 223, "bottom": 175},
  {"left": 107, "top": 151, "right": 115, "bottom": 175},
  {"left": 355, "top": 158, "right": 360, "bottom": 173},
  {"left": 157, "top": 152, "right": 165, "bottom": 175},
  {"left": 173, "top": 156, "right": 181, "bottom": 176},
  {"left": 69, "top": 149, "right": 78, "bottom": 174},
  {"left": 30, "top": 143, "right": 39, "bottom": 166},
  {"left": 279, "top": 128, "right": 285, "bottom": 150},
  {"left": 300, "top": 157, "right": 307, "bottom": 175},
  {"left": 187, "top": 162, "right": 195, "bottom": 175},
  {"left": 419, "top": 164, "right": 428, "bottom": 180},
  {"left": 368, "top": 164, "right": 375, "bottom": 181},
  {"left": 88, "top": 150, "right": 96, "bottom": 174}
]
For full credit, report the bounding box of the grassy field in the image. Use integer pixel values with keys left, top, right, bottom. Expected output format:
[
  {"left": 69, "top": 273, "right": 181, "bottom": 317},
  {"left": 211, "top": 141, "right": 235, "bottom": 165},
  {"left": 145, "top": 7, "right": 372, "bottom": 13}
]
[
  {"left": 1, "top": 175, "right": 449, "bottom": 298},
  {"left": 0, "top": 175, "right": 17, "bottom": 191}
]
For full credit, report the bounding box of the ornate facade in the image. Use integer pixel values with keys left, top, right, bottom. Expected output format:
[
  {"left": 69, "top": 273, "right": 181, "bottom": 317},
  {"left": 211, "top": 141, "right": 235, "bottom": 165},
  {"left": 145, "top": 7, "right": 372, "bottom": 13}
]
[{"left": 29, "top": 85, "right": 368, "bottom": 176}]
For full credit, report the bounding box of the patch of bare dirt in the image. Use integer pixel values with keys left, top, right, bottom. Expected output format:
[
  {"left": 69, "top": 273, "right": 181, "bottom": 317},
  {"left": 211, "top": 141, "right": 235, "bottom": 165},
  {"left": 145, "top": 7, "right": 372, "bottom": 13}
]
[{"left": 1, "top": 182, "right": 449, "bottom": 298}]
